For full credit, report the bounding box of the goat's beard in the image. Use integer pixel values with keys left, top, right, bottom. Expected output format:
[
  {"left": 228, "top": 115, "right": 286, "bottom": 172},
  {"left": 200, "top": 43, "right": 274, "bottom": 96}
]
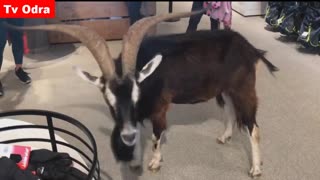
[{"left": 111, "top": 126, "right": 135, "bottom": 162}]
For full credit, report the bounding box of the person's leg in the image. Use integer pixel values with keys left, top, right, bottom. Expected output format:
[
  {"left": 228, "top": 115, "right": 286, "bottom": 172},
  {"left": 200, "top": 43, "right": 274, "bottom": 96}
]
[
  {"left": 0, "top": 19, "right": 8, "bottom": 96},
  {"left": 7, "top": 18, "right": 31, "bottom": 84},
  {"left": 0, "top": 19, "right": 7, "bottom": 71},
  {"left": 210, "top": 18, "right": 220, "bottom": 30},
  {"left": 7, "top": 18, "right": 24, "bottom": 69},
  {"left": 0, "top": 80, "right": 3, "bottom": 96},
  {"left": 127, "top": 2, "right": 143, "bottom": 25},
  {"left": 186, "top": 1, "right": 205, "bottom": 32}
]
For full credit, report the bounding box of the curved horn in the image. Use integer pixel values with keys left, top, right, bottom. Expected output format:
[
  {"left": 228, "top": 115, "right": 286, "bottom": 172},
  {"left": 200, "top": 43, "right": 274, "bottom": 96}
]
[
  {"left": 121, "top": 8, "right": 208, "bottom": 76},
  {"left": 3, "top": 23, "right": 115, "bottom": 79}
]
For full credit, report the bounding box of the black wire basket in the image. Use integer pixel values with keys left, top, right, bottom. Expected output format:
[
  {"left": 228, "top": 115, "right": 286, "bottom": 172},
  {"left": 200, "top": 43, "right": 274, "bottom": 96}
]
[{"left": 0, "top": 109, "right": 100, "bottom": 180}]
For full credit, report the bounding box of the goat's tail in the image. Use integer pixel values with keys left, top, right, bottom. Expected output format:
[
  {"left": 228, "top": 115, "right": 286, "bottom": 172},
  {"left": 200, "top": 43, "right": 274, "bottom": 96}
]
[{"left": 256, "top": 48, "right": 279, "bottom": 74}]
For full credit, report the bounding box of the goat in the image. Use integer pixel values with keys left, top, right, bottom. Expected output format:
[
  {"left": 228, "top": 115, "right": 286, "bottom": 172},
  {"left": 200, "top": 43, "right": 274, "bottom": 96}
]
[{"left": 3, "top": 8, "right": 278, "bottom": 177}]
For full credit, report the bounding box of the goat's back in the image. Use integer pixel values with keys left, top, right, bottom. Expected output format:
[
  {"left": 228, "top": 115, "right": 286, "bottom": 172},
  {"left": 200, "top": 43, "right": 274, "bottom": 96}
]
[
  {"left": 136, "top": 30, "right": 266, "bottom": 104},
  {"left": 137, "top": 30, "right": 261, "bottom": 71}
]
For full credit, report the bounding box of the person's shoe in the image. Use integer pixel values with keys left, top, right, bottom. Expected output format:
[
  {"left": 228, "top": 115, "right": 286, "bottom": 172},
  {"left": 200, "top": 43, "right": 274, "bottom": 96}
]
[
  {"left": 0, "top": 81, "right": 3, "bottom": 96},
  {"left": 15, "top": 68, "right": 31, "bottom": 84}
]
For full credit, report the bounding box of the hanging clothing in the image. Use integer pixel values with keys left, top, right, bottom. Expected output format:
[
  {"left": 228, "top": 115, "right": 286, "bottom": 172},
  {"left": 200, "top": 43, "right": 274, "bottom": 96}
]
[{"left": 203, "top": 1, "right": 232, "bottom": 28}]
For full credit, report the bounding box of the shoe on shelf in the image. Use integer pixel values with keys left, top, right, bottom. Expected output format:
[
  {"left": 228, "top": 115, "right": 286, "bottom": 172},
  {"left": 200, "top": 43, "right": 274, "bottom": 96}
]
[{"left": 15, "top": 67, "right": 31, "bottom": 84}]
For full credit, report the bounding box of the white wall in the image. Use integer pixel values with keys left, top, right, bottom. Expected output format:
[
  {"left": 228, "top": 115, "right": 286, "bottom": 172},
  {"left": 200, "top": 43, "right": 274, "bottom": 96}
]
[{"left": 232, "top": 2, "right": 268, "bottom": 16}]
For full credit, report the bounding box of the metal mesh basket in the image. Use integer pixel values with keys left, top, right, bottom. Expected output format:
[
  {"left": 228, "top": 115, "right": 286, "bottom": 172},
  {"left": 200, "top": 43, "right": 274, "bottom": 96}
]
[{"left": 0, "top": 109, "right": 100, "bottom": 180}]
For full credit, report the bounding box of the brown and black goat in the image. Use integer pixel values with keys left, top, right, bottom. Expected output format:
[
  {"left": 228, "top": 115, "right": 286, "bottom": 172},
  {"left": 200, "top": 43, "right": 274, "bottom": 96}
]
[{"left": 4, "top": 8, "right": 278, "bottom": 177}]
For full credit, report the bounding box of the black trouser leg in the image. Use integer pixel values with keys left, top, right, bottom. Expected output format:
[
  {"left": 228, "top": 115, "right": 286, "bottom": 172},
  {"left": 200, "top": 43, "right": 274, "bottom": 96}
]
[
  {"left": 0, "top": 19, "right": 7, "bottom": 71},
  {"left": 127, "top": 2, "right": 143, "bottom": 25},
  {"left": 210, "top": 18, "right": 220, "bottom": 31},
  {"left": 7, "top": 18, "right": 24, "bottom": 65},
  {"left": 186, "top": 1, "right": 204, "bottom": 32}
]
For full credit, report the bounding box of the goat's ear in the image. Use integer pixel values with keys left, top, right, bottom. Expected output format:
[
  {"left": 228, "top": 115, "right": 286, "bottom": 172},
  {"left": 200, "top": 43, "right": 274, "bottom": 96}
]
[
  {"left": 137, "top": 54, "right": 162, "bottom": 83},
  {"left": 73, "top": 66, "right": 103, "bottom": 88}
]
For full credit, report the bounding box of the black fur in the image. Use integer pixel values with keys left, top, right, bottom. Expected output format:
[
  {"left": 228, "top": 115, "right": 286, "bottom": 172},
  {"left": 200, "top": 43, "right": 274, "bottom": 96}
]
[
  {"left": 108, "top": 76, "right": 140, "bottom": 162},
  {"left": 111, "top": 125, "right": 135, "bottom": 162}
]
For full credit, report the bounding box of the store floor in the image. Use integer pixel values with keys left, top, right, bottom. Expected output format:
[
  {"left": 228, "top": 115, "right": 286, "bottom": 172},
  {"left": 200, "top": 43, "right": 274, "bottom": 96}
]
[{"left": 1, "top": 2, "right": 320, "bottom": 180}]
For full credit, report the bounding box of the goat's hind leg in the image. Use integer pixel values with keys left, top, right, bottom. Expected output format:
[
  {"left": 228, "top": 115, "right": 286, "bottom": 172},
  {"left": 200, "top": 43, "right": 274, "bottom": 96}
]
[
  {"left": 248, "top": 123, "right": 262, "bottom": 177},
  {"left": 216, "top": 93, "right": 236, "bottom": 144},
  {"left": 230, "top": 90, "right": 262, "bottom": 177}
]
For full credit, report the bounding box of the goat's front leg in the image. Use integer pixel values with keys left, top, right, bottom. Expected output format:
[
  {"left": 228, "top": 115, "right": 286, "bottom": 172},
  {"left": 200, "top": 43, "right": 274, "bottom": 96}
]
[
  {"left": 148, "top": 130, "right": 165, "bottom": 172},
  {"left": 148, "top": 101, "right": 169, "bottom": 172}
]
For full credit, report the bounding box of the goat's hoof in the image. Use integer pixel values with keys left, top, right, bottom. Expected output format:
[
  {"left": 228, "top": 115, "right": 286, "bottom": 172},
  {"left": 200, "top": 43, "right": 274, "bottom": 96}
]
[
  {"left": 129, "top": 164, "right": 142, "bottom": 172},
  {"left": 148, "top": 158, "right": 162, "bottom": 173},
  {"left": 249, "top": 166, "right": 262, "bottom": 178},
  {"left": 216, "top": 136, "right": 231, "bottom": 144},
  {"left": 148, "top": 165, "right": 161, "bottom": 173},
  {"left": 129, "top": 158, "right": 142, "bottom": 171}
]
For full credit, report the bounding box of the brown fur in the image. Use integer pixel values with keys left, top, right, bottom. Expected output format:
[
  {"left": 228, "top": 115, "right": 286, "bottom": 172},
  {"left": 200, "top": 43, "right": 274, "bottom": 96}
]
[{"left": 135, "top": 30, "right": 269, "bottom": 135}]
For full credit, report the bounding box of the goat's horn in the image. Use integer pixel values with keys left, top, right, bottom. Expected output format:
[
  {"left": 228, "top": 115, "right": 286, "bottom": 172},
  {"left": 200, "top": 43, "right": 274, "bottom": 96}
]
[
  {"left": 121, "top": 8, "right": 208, "bottom": 76},
  {"left": 3, "top": 23, "right": 115, "bottom": 79}
]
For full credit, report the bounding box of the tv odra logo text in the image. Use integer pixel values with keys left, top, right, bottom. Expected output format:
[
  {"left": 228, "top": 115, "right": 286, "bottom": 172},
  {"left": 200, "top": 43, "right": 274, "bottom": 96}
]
[
  {"left": 0, "top": 0, "right": 54, "bottom": 18},
  {"left": 3, "top": 4, "right": 50, "bottom": 14}
]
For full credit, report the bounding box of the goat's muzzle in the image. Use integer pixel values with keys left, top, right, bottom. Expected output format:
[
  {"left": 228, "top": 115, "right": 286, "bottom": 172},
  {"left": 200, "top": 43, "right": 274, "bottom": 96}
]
[{"left": 120, "top": 122, "right": 139, "bottom": 146}]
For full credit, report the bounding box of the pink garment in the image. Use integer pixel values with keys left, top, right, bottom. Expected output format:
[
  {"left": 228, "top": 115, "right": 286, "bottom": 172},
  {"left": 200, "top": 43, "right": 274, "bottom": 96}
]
[{"left": 204, "top": 1, "right": 232, "bottom": 28}]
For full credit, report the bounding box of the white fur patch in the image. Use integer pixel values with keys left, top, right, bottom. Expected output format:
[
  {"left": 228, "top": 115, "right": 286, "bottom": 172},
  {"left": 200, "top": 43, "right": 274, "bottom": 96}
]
[
  {"left": 73, "top": 66, "right": 102, "bottom": 88},
  {"left": 217, "top": 93, "right": 236, "bottom": 143},
  {"left": 148, "top": 132, "right": 164, "bottom": 171},
  {"left": 132, "top": 80, "right": 140, "bottom": 104},
  {"left": 105, "top": 83, "right": 116, "bottom": 108},
  {"left": 248, "top": 125, "right": 262, "bottom": 176},
  {"left": 148, "top": 141, "right": 162, "bottom": 169},
  {"left": 138, "top": 54, "right": 163, "bottom": 83}
]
